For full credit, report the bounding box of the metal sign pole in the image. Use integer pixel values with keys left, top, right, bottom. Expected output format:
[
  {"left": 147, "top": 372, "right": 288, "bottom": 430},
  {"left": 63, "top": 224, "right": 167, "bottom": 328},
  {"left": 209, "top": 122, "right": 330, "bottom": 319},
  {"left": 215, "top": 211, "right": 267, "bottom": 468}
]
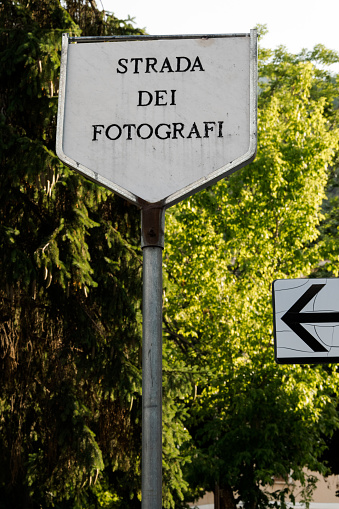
[
  {"left": 56, "top": 29, "right": 257, "bottom": 508},
  {"left": 141, "top": 207, "right": 166, "bottom": 509}
]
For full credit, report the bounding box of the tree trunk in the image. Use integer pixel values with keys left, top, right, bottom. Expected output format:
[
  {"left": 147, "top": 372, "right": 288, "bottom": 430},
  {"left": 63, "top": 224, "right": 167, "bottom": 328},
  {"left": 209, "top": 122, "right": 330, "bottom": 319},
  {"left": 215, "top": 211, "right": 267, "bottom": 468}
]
[{"left": 214, "top": 483, "right": 237, "bottom": 509}]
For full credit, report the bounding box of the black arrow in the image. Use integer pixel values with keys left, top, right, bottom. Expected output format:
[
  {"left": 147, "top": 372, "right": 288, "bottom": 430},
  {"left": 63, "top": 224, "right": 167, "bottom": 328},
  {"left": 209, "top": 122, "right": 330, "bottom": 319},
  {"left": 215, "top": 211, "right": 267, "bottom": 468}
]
[{"left": 281, "top": 284, "right": 339, "bottom": 353}]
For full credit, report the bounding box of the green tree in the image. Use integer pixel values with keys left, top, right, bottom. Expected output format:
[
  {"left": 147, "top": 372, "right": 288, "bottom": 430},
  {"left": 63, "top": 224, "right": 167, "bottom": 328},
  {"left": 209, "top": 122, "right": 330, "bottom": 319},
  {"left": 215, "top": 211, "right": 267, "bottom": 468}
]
[
  {"left": 0, "top": 1, "right": 152, "bottom": 508},
  {"left": 0, "top": 2, "right": 191, "bottom": 507},
  {"left": 163, "top": 33, "right": 339, "bottom": 509}
]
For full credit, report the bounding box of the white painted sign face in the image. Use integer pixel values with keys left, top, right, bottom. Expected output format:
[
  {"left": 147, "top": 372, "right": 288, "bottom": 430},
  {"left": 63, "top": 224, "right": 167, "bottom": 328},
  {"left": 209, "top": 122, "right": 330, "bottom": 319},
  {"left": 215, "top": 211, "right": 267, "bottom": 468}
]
[
  {"left": 56, "top": 33, "right": 257, "bottom": 207},
  {"left": 273, "top": 278, "right": 339, "bottom": 364}
]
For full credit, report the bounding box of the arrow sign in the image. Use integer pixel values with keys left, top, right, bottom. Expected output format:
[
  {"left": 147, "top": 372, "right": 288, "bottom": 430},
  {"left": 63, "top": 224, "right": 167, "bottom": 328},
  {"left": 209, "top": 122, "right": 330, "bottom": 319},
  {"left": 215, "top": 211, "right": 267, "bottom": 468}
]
[
  {"left": 273, "top": 279, "right": 339, "bottom": 364},
  {"left": 281, "top": 284, "right": 329, "bottom": 353}
]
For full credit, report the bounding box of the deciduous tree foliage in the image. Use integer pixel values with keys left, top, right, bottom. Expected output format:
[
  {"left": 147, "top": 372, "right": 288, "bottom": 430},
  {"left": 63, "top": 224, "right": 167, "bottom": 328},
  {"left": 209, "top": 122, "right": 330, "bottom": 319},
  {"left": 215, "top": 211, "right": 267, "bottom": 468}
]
[{"left": 163, "top": 29, "right": 339, "bottom": 509}]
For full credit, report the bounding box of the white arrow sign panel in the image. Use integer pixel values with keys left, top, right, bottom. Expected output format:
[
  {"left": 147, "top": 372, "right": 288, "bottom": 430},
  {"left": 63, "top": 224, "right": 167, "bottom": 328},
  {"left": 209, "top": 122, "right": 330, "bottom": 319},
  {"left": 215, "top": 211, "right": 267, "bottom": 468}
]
[{"left": 273, "top": 278, "right": 339, "bottom": 364}]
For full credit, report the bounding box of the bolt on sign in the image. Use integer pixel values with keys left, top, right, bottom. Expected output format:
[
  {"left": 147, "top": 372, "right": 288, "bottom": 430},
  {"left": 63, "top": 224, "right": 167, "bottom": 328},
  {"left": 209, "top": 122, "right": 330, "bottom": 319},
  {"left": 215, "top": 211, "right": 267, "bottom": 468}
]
[{"left": 56, "top": 32, "right": 257, "bottom": 207}]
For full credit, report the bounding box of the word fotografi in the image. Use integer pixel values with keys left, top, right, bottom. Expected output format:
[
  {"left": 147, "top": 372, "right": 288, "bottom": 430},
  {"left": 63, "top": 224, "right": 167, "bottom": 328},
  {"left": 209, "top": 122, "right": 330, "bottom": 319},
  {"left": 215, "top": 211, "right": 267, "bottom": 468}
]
[{"left": 91, "top": 54, "right": 224, "bottom": 142}]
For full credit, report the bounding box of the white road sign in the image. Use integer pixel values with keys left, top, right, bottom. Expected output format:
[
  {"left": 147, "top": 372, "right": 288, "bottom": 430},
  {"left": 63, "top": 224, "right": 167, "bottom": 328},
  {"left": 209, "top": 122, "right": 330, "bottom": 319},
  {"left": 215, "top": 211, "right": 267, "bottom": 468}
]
[
  {"left": 273, "top": 278, "right": 339, "bottom": 364},
  {"left": 56, "top": 32, "right": 257, "bottom": 207}
]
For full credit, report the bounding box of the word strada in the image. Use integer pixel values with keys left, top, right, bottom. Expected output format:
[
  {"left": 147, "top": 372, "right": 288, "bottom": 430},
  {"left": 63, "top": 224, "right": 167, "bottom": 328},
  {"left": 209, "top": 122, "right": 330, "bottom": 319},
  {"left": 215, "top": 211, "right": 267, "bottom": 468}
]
[
  {"left": 116, "top": 56, "right": 205, "bottom": 74},
  {"left": 92, "top": 121, "right": 224, "bottom": 141}
]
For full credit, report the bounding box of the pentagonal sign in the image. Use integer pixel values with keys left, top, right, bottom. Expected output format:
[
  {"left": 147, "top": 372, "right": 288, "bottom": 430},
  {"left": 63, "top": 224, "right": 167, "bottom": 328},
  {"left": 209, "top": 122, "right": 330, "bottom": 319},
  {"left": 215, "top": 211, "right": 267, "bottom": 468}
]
[{"left": 56, "top": 32, "right": 257, "bottom": 207}]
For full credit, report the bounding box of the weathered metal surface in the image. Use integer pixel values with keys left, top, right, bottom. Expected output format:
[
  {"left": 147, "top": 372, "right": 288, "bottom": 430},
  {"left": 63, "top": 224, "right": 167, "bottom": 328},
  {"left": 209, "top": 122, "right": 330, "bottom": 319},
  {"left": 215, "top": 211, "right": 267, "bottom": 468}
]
[
  {"left": 142, "top": 244, "right": 163, "bottom": 508},
  {"left": 56, "top": 31, "right": 257, "bottom": 208},
  {"left": 141, "top": 206, "right": 165, "bottom": 248}
]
